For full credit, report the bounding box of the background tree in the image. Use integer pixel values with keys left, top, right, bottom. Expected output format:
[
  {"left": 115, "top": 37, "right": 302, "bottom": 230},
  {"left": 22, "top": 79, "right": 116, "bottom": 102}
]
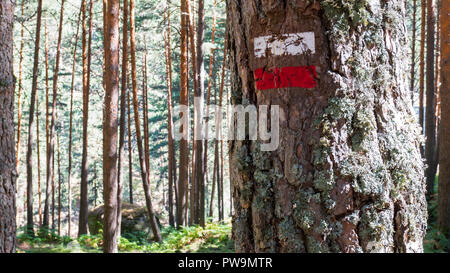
[
  {"left": 45, "top": 0, "right": 65, "bottom": 231},
  {"left": 419, "top": 0, "right": 426, "bottom": 138},
  {"left": 164, "top": 0, "right": 176, "bottom": 226},
  {"left": 102, "top": 0, "right": 120, "bottom": 253},
  {"left": 67, "top": 4, "right": 83, "bottom": 237},
  {"left": 79, "top": 0, "right": 91, "bottom": 236},
  {"left": 130, "top": 0, "right": 162, "bottom": 242},
  {"left": 26, "top": 0, "right": 43, "bottom": 235},
  {"left": 177, "top": 0, "right": 189, "bottom": 228},
  {"left": 425, "top": 0, "right": 437, "bottom": 196},
  {"left": 116, "top": 0, "right": 129, "bottom": 242}
]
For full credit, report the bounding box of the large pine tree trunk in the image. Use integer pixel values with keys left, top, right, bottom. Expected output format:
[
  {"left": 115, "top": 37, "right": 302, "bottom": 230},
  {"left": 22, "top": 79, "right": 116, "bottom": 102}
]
[
  {"left": 228, "top": 0, "right": 427, "bottom": 253},
  {"left": 0, "top": 0, "right": 16, "bottom": 253},
  {"left": 438, "top": 0, "right": 450, "bottom": 238}
]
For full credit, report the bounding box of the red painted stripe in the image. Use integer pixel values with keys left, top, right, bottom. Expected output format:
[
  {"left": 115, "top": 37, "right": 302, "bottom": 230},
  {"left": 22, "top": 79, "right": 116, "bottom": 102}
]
[{"left": 254, "top": 66, "right": 317, "bottom": 90}]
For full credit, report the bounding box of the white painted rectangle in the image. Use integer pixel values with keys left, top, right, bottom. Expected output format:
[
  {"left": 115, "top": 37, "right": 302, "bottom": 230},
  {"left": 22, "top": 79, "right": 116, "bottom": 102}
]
[{"left": 254, "top": 32, "right": 315, "bottom": 58}]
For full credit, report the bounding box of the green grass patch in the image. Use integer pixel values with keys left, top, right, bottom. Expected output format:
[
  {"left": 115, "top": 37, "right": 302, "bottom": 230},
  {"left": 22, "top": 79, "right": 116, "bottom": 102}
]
[{"left": 16, "top": 220, "right": 234, "bottom": 253}]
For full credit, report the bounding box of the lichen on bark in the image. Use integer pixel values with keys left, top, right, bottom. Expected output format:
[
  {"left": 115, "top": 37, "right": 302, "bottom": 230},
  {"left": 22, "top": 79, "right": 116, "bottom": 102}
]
[{"left": 228, "top": 0, "right": 427, "bottom": 253}]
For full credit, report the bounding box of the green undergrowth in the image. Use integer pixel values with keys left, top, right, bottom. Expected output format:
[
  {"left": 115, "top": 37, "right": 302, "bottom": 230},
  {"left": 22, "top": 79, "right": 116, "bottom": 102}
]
[
  {"left": 16, "top": 220, "right": 234, "bottom": 253},
  {"left": 424, "top": 176, "right": 449, "bottom": 253}
]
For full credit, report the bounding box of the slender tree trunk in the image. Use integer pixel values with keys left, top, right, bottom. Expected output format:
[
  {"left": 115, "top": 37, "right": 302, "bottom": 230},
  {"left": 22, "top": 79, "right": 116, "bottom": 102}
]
[
  {"left": 57, "top": 129, "right": 62, "bottom": 236},
  {"left": 103, "top": 0, "right": 120, "bottom": 253},
  {"left": 117, "top": 0, "right": 129, "bottom": 243},
  {"left": 419, "top": 0, "right": 426, "bottom": 138},
  {"left": 411, "top": 0, "right": 417, "bottom": 101},
  {"left": 143, "top": 48, "right": 150, "bottom": 191},
  {"left": 45, "top": 0, "right": 65, "bottom": 232},
  {"left": 438, "top": 0, "right": 450, "bottom": 239},
  {"left": 15, "top": 0, "right": 25, "bottom": 173},
  {"left": 177, "top": 0, "right": 189, "bottom": 229},
  {"left": 195, "top": 0, "right": 206, "bottom": 227},
  {"left": 227, "top": 87, "right": 233, "bottom": 217},
  {"left": 67, "top": 5, "right": 83, "bottom": 238},
  {"left": 164, "top": 0, "right": 176, "bottom": 227},
  {"left": 435, "top": 1, "right": 441, "bottom": 121},
  {"left": 425, "top": 0, "right": 437, "bottom": 196},
  {"left": 129, "top": 0, "right": 162, "bottom": 242},
  {"left": 52, "top": 146, "right": 55, "bottom": 230},
  {"left": 204, "top": 0, "right": 217, "bottom": 222},
  {"left": 186, "top": 0, "right": 198, "bottom": 226},
  {"left": 209, "top": 137, "right": 218, "bottom": 218},
  {"left": 36, "top": 58, "right": 42, "bottom": 227},
  {"left": 127, "top": 75, "right": 133, "bottom": 205},
  {"left": 0, "top": 0, "right": 16, "bottom": 253},
  {"left": 79, "top": 0, "right": 91, "bottom": 236},
  {"left": 16, "top": 0, "right": 25, "bottom": 227},
  {"left": 218, "top": 37, "right": 227, "bottom": 222},
  {"left": 228, "top": 0, "right": 427, "bottom": 253},
  {"left": 26, "top": 0, "right": 43, "bottom": 235},
  {"left": 43, "top": 19, "right": 51, "bottom": 230}
]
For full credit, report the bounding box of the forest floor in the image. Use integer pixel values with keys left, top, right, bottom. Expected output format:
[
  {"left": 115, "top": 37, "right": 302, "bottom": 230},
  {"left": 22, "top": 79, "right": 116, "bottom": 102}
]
[
  {"left": 423, "top": 179, "right": 449, "bottom": 253},
  {"left": 16, "top": 221, "right": 234, "bottom": 253}
]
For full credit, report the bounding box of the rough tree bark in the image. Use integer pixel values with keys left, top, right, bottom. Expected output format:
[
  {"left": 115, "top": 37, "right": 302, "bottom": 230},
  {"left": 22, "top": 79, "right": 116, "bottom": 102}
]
[
  {"left": 26, "top": 0, "right": 43, "bottom": 234},
  {"left": 438, "top": 0, "right": 450, "bottom": 238},
  {"left": 425, "top": 0, "right": 437, "bottom": 196},
  {"left": 103, "top": 0, "right": 120, "bottom": 253},
  {"left": 0, "top": 0, "right": 16, "bottom": 253},
  {"left": 227, "top": 0, "right": 427, "bottom": 253},
  {"left": 129, "top": 0, "right": 162, "bottom": 242}
]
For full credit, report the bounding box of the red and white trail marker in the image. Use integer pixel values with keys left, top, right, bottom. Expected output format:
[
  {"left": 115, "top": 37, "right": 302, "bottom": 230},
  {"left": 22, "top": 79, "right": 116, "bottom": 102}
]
[
  {"left": 253, "top": 32, "right": 317, "bottom": 90},
  {"left": 254, "top": 32, "right": 315, "bottom": 58},
  {"left": 254, "top": 66, "right": 317, "bottom": 90}
]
